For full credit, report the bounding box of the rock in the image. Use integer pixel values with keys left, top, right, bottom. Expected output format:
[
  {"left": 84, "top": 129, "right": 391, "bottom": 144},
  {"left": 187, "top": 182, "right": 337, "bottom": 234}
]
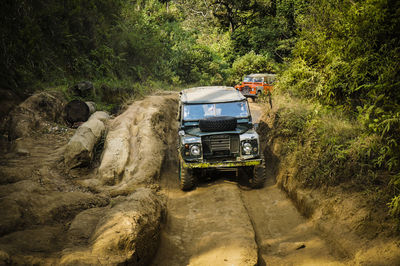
[
  {"left": 64, "top": 111, "right": 109, "bottom": 169},
  {"left": 6, "top": 91, "right": 66, "bottom": 140},
  {"left": 277, "top": 242, "right": 306, "bottom": 256},
  {"left": 69, "top": 81, "right": 95, "bottom": 98}
]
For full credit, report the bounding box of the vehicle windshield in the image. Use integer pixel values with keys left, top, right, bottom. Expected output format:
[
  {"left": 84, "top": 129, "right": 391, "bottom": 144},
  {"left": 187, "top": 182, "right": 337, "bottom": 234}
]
[
  {"left": 253, "top": 77, "right": 263, "bottom": 82},
  {"left": 183, "top": 101, "right": 249, "bottom": 121},
  {"left": 243, "top": 76, "right": 253, "bottom": 82}
]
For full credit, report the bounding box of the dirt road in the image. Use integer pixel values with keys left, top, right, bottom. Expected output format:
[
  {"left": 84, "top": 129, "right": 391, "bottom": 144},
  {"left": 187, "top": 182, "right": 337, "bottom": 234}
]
[
  {"left": 152, "top": 103, "right": 345, "bottom": 265},
  {"left": 2, "top": 93, "right": 399, "bottom": 265}
]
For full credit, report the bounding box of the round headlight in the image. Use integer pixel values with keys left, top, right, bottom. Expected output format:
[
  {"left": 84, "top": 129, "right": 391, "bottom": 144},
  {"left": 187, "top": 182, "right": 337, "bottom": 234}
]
[
  {"left": 243, "top": 142, "right": 252, "bottom": 154},
  {"left": 190, "top": 145, "right": 201, "bottom": 156}
]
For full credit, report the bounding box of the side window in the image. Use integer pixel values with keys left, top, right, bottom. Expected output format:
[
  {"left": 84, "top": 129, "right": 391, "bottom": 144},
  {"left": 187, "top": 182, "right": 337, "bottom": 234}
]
[{"left": 268, "top": 76, "right": 276, "bottom": 84}]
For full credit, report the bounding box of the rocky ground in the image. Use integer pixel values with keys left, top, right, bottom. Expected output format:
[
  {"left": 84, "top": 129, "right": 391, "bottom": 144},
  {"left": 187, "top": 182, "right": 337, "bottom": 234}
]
[{"left": 0, "top": 91, "right": 399, "bottom": 265}]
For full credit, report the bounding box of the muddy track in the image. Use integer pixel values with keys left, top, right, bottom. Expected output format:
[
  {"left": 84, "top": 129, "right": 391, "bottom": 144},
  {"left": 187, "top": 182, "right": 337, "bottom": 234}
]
[
  {"left": 152, "top": 103, "right": 345, "bottom": 265},
  {"left": 2, "top": 93, "right": 399, "bottom": 265}
]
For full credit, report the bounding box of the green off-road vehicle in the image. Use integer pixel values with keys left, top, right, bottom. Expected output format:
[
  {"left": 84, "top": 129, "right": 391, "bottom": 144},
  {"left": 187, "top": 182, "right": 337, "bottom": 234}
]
[{"left": 177, "top": 86, "right": 266, "bottom": 190}]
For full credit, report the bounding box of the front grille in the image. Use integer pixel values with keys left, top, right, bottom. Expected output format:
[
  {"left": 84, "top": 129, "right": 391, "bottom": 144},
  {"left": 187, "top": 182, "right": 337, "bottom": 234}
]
[
  {"left": 210, "top": 135, "right": 230, "bottom": 151},
  {"left": 202, "top": 134, "right": 239, "bottom": 159},
  {"left": 242, "top": 86, "right": 250, "bottom": 94}
]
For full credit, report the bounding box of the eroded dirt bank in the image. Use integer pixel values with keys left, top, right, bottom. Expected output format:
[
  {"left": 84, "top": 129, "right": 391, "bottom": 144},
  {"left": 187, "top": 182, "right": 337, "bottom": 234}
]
[
  {"left": 256, "top": 101, "right": 400, "bottom": 265},
  {"left": 0, "top": 92, "right": 178, "bottom": 265}
]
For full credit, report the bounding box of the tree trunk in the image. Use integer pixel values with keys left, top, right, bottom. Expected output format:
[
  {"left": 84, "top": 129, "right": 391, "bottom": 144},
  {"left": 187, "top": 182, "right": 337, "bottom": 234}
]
[{"left": 64, "top": 100, "right": 90, "bottom": 125}]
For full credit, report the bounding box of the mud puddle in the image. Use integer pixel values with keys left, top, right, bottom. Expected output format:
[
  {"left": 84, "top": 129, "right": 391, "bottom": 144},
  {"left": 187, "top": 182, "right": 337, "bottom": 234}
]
[{"left": 152, "top": 102, "right": 345, "bottom": 265}]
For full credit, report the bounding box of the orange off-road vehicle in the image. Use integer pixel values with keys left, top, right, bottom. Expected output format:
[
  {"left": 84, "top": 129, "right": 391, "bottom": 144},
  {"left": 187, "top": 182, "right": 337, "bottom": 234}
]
[{"left": 234, "top": 73, "right": 276, "bottom": 100}]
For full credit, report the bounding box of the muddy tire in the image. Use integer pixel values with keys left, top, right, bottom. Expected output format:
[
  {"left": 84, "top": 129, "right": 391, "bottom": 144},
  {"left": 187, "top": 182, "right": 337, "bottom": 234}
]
[
  {"left": 179, "top": 162, "right": 196, "bottom": 191},
  {"left": 250, "top": 165, "right": 266, "bottom": 189},
  {"left": 199, "top": 116, "right": 237, "bottom": 132}
]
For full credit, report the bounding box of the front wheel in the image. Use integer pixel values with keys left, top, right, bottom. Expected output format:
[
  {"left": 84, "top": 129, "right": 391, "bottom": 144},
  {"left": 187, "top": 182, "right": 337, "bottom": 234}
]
[
  {"left": 250, "top": 165, "right": 266, "bottom": 188},
  {"left": 179, "top": 161, "right": 196, "bottom": 191}
]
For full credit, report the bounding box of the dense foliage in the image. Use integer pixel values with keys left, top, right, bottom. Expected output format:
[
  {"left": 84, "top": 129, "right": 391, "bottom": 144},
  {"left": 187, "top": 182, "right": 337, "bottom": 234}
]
[
  {"left": 1, "top": 0, "right": 297, "bottom": 94},
  {"left": 0, "top": 0, "right": 124, "bottom": 93},
  {"left": 279, "top": 0, "right": 400, "bottom": 220}
]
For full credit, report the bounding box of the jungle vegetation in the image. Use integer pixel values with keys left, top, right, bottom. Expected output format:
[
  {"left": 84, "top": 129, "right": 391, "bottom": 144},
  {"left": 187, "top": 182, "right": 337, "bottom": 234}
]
[{"left": 1, "top": 0, "right": 399, "bottom": 224}]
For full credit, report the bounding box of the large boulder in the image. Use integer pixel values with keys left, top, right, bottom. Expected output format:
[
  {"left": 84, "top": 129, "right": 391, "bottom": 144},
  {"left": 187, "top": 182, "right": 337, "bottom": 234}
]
[
  {"left": 6, "top": 91, "right": 66, "bottom": 140},
  {"left": 64, "top": 111, "right": 109, "bottom": 169}
]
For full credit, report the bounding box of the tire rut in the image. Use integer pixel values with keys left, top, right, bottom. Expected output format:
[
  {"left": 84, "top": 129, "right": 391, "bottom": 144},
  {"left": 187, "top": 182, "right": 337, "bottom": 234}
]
[
  {"left": 240, "top": 178, "right": 344, "bottom": 265},
  {"left": 153, "top": 166, "right": 258, "bottom": 265},
  {"left": 238, "top": 188, "right": 266, "bottom": 266}
]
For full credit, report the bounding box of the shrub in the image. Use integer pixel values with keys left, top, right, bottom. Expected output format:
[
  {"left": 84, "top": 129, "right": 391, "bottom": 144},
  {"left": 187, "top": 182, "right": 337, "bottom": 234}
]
[{"left": 229, "top": 51, "right": 276, "bottom": 85}]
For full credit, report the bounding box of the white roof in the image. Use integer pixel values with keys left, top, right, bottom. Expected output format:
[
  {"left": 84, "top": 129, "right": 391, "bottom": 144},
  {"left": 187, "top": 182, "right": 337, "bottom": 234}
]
[
  {"left": 180, "top": 86, "right": 245, "bottom": 104},
  {"left": 247, "top": 73, "right": 276, "bottom": 78}
]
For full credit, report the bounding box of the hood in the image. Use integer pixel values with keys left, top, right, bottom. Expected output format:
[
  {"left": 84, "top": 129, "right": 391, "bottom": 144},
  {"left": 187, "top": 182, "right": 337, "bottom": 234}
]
[{"left": 185, "top": 125, "right": 249, "bottom": 137}]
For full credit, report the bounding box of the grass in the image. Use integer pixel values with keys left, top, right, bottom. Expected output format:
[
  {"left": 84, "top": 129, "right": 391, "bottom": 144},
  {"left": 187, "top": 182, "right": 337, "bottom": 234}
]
[{"left": 261, "top": 92, "right": 395, "bottom": 209}]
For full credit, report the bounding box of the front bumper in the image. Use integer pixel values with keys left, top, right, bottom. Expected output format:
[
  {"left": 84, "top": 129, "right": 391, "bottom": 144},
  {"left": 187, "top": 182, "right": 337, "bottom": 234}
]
[
  {"left": 240, "top": 92, "right": 257, "bottom": 98},
  {"left": 182, "top": 158, "right": 263, "bottom": 169},
  {"left": 240, "top": 87, "right": 257, "bottom": 97}
]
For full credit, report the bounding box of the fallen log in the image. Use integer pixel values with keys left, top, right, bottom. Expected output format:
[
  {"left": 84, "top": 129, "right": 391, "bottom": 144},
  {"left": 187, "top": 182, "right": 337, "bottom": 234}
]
[
  {"left": 64, "top": 100, "right": 90, "bottom": 125},
  {"left": 85, "top": 101, "right": 96, "bottom": 114},
  {"left": 64, "top": 111, "right": 109, "bottom": 169}
]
